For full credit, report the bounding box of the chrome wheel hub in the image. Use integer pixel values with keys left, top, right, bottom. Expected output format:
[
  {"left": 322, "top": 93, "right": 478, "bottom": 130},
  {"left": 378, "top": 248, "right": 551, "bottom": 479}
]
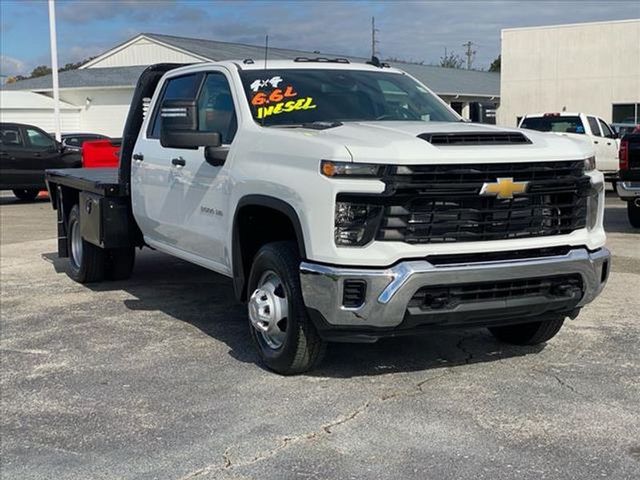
[
  {"left": 70, "top": 219, "right": 83, "bottom": 268},
  {"left": 249, "top": 271, "right": 288, "bottom": 349}
]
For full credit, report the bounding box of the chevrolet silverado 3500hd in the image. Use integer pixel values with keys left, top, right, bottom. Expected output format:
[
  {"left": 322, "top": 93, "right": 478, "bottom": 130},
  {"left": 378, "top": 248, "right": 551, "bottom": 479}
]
[{"left": 45, "top": 60, "right": 610, "bottom": 374}]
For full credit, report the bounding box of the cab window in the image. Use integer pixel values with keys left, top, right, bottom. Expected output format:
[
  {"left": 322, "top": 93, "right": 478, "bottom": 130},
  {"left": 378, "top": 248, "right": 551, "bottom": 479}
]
[
  {"left": 520, "top": 116, "right": 585, "bottom": 134},
  {"left": 25, "top": 128, "right": 55, "bottom": 149},
  {"left": 0, "top": 126, "right": 24, "bottom": 148},
  {"left": 197, "top": 72, "right": 237, "bottom": 144},
  {"left": 149, "top": 73, "right": 203, "bottom": 139},
  {"left": 587, "top": 116, "right": 602, "bottom": 136},
  {"left": 598, "top": 119, "right": 615, "bottom": 139}
]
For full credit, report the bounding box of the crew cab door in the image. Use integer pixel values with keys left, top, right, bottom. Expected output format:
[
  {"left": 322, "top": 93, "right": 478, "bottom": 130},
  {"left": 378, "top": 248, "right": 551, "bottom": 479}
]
[
  {"left": 170, "top": 70, "right": 238, "bottom": 270},
  {"left": 131, "top": 72, "right": 204, "bottom": 249},
  {"left": 597, "top": 118, "right": 619, "bottom": 173},
  {"left": 0, "top": 125, "right": 27, "bottom": 189},
  {"left": 2, "top": 126, "right": 63, "bottom": 188}
]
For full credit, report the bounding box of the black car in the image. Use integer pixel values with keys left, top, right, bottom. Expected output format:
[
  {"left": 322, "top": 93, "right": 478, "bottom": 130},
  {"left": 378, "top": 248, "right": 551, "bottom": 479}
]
[
  {"left": 57, "top": 133, "right": 109, "bottom": 153},
  {"left": 0, "top": 122, "right": 81, "bottom": 201}
]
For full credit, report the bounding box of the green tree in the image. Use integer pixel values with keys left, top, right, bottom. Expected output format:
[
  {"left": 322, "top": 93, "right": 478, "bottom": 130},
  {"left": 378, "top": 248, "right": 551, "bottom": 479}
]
[
  {"left": 30, "top": 65, "right": 52, "bottom": 78},
  {"left": 439, "top": 51, "right": 464, "bottom": 69},
  {"left": 489, "top": 55, "right": 501, "bottom": 72}
]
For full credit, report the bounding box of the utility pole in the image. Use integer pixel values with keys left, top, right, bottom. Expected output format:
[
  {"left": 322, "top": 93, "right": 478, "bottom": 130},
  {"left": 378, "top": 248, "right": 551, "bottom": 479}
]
[
  {"left": 371, "top": 16, "right": 379, "bottom": 58},
  {"left": 462, "top": 41, "right": 476, "bottom": 70}
]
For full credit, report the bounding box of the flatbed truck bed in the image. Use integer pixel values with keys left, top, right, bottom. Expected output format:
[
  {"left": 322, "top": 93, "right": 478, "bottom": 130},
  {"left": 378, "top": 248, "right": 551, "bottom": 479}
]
[{"left": 46, "top": 168, "right": 125, "bottom": 197}]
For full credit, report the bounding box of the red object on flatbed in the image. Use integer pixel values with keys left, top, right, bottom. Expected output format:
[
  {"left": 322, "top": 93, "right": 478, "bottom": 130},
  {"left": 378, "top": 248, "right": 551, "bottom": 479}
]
[{"left": 81, "top": 138, "right": 122, "bottom": 168}]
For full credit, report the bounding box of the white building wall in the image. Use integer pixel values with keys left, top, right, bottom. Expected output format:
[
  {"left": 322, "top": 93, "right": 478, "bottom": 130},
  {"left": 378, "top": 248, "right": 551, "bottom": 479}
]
[
  {"left": 0, "top": 109, "right": 80, "bottom": 132},
  {"left": 498, "top": 19, "right": 640, "bottom": 126},
  {"left": 57, "top": 88, "right": 135, "bottom": 137},
  {"left": 84, "top": 37, "right": 204, "bottom": 68}
]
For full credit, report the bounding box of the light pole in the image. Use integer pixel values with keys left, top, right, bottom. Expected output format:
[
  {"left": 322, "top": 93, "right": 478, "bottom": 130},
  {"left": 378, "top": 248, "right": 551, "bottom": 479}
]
[{"left": 48, "top": 0, "right": 61, "bottom": 141}]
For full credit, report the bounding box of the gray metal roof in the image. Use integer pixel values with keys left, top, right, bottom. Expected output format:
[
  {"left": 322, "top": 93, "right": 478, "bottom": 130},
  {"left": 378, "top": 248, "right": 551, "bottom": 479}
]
[
  {"left": 3, "top": 33, "right": 499, "bottom": 97},
  {"left": 2, "top": 65, "right": 147, "bottom": 91},
  {"left": 147, "top": 33, "right": 500, "bottom": 98}
]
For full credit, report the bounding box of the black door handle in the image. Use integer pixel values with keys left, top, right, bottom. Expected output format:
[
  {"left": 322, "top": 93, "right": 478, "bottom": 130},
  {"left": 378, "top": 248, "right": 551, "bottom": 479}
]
[
  {"left": 593, "top": 140, "right": 599, "bottom": 144},
  {"left": 171, "top": 157, "right": 186, "bottom": 167},
  {"left": 133, "top": 153, "right": 144, "bottom": 161}
]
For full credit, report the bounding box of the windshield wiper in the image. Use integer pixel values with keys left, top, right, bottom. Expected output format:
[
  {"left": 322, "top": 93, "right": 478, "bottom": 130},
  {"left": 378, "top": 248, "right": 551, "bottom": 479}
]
[{"left": 271, "top": 121, "right": 343, "bottom": 130}]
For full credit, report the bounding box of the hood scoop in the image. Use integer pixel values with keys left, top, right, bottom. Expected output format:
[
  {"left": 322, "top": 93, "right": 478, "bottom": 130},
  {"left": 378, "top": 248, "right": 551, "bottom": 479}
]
[{"left": 418, "top": 131, "right": 532, "bottom": 146}]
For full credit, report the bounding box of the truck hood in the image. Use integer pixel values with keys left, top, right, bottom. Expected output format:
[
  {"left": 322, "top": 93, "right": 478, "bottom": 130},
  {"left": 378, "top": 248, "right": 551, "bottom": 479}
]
[{"left": 299, "top": 121, "right": 594, "bottom": 164}]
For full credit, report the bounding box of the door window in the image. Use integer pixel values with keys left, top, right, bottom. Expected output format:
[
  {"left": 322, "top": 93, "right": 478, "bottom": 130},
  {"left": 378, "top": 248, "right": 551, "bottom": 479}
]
[
  {"left": 0, "top": 126, "right": 24, "bottom": 148},
  {"left": 25, "top": 128, "right": 55, "bottom": 149},
  {"left": 148, "top": 73, "right": 203, "bottom": 139},
  {"left": 598, "top": 119, "right": 615, "bottom": 139},
  {"left": 197, "top": 72, "right": 237, "bottom": 144},
  {"left": 587, "top": 116, "right": 601, "bottom": 136}
]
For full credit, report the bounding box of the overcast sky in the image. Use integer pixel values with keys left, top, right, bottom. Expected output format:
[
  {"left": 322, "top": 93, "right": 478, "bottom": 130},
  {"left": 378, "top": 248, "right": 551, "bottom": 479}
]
[{"left": 1, "top": 0, "right": 638, "bottom": 77}]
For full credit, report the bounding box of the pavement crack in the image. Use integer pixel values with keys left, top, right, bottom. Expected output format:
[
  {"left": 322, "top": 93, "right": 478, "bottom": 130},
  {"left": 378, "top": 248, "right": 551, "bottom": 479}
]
[
  {"left": 551, "top": 373, "right": 580, "bottom": 395},
  {"left": 322, "top": 401, "right": 371, "bottom": 434},
  {"left": 179, "top": 371, "right": 451, "bottom": 478}
]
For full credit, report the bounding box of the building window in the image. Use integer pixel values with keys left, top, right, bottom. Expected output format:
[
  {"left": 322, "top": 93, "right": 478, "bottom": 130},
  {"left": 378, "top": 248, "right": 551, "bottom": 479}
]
[{"left": 612, "top": 104, "right": 639, "bottom": 124}]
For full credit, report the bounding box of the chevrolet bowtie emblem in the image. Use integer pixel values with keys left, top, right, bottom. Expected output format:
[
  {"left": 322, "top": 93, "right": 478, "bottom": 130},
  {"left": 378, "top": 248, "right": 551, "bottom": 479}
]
[{"left": 480, "top": 177, "right": 529, "bottom": 199}]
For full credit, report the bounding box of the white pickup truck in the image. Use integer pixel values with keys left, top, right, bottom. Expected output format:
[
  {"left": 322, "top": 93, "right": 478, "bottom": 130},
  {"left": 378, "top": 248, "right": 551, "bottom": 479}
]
[
  {"left": 519, "top": 112, "right": 620, "bottom": 183},
  {"left": 45, "top": 60, "right": 610, "bottom": 374}
]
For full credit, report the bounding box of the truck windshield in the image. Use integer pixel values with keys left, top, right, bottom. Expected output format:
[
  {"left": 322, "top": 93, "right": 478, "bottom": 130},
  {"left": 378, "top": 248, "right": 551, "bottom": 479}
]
[
  {"left": 520, "top": 116, "right": 585, "bottom": 134},
  {"left": 240, "top": 68, "right": 459, "bottom": 126}
]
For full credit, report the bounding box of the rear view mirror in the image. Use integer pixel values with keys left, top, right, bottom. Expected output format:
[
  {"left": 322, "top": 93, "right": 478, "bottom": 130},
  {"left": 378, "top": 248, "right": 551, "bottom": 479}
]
[{"left": 159, "top": 99, "right": 221, "bottom": 149}]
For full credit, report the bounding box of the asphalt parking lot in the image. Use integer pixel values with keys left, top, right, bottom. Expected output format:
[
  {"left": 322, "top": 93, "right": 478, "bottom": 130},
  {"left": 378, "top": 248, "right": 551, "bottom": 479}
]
[{"left": 1, "top": 191, "right": 639, "bottom": 480}]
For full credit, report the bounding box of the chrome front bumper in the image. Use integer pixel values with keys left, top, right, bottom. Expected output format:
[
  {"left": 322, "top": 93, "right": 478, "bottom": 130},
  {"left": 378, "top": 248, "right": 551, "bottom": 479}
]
[
  {"left": 616, "top": 181, "right": 640, "bottom": 200},
  {"left": 300, "top": 248, "right": 610, "bottom": 330}
]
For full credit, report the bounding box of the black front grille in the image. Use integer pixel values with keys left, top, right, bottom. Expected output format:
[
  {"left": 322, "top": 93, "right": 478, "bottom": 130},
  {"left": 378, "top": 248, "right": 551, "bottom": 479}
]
[
  {"left": 418, "top": 131, "right": 531, "bottom": 145},
  {"left": 363, "top": 161, "right": 590, "bottom": 244},
  {"left": 409, "top": 275, "right": 583, "bottom": 312}
]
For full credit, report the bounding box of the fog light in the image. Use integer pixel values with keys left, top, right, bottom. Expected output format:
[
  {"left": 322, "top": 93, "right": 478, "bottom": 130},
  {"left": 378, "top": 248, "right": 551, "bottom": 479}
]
[{"left": 335, "top": 202, "right": 382, "bottom": 246}]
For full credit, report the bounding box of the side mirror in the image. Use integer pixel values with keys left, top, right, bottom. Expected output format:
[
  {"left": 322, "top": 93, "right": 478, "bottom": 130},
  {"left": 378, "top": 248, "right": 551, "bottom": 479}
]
[
  {"left": 159, "top": 98, "right": 222, "bottom": 150},
  {"left": 161, "top": 129, "right": 221, "bottom": 150}
]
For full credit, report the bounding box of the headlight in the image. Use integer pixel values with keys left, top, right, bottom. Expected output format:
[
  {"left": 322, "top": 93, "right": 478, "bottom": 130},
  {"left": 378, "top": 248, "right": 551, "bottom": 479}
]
[
  {"left": 334, "top": 201, "right": 382, "bottom": 246},
  {"left": 583, "top": 156, "right": 596, "bottom": 172},
  {"left": 321, "top": 160, "right": 385, "bottom": 178}
]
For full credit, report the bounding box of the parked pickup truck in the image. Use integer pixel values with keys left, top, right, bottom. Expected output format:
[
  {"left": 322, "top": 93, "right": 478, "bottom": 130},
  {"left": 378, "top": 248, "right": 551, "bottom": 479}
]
[
  {"left": 1, "top": 122, "right": 81, "bottom": 201},
  {"left": 617, "top": 129, "right": 640, "bottom": 227},
  {"left": 519, "top": 113, "right": 620, "bottom": 184},
  {"left": 45, "top": 61, "right": 610, "bottom": 374}
]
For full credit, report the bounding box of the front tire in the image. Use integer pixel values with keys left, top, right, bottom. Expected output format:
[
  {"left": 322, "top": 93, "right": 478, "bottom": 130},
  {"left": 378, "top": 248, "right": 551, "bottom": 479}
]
[
  {"left": 247, "top": 241, "right": 326, "bottom": 374},
  {"left": 66, "top": 205, "right": 105, "bottom": 283},
  {"left": 489, "top": 318, "right": 565, "bottom": 345},
  {"left": 628, "top": 201, "right": 640, "bottom": 228},
  {"left": 12, "top": 189, "right": 39, "bottom": 201}
]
